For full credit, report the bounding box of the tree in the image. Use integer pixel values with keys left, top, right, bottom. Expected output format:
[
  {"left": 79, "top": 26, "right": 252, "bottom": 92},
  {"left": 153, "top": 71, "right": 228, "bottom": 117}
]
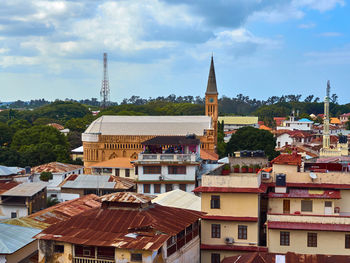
[
  {"left": 0, "top": 123, "right": 12, "bottom": 146},
  {"left": 40, "top": 171, "right": 53, "bottom": 182},
  {"left": 216, "top": 121, "right": 226, "bottom": 158},
  {"left": 47, "top": 196, "right": 60, "bottom": 207},
  {"left": 226, "top": 126, "right": 279, "bottom": 160},
  {"left": 346, "top": 117, "right": 350, "bottom": 130}
]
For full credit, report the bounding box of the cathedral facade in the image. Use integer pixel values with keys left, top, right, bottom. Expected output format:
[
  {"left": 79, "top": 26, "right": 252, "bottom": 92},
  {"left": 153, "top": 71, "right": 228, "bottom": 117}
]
[{"left": 82, "top": 57, "right": 219, "bottom": 170}]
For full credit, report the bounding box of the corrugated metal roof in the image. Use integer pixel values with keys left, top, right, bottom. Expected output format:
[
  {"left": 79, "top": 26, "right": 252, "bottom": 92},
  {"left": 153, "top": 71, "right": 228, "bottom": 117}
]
[
  {"left": 3, "top": 194, "right": 101, "bottom": 229},
  {"left": 268, "top": 189, "right": 341, "bottom": 199},
  {"left": 0, "top": 181, "right": 20, "bottom": 194},
  {"left": 60, "top": 174, "right": 135, "bottom": 190},
  {"left": 32, "top": 162, "right": 83, "bottom": 174},
  {"left": 152, "top": 189, "right": 201, "bottom": 211},
  {"left": 35, "top": 193, "right": 204, "bottom": 251},
  {"left": 0, "top": 182, "right": 47, "bottom": 197},
  {"left": 83, "top": 115, "right": 211, "bottom": 136},
  {"left": 0, "top": 165, "right": 23, "bottom": 176},
  {"left": 0, "top": 223, "right": 41, "bottom": 254},
  {"left": 218, "top": 116, "right": 258, "bottom": 125},
  {"left": 101, "top": 192, "right": 153, "bottom": 203}
]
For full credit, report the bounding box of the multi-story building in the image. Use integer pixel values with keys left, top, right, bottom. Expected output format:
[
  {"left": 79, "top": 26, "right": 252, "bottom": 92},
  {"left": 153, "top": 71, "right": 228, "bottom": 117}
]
[
  {"left": 90, "top": 157, "right": 136, "bottom": 179},
  {"left": 194, "top": 165, "right": 268, "bottom": 263},
  {"left": 82, "top": 57, "right": 218, "bottom": 172},
  {"left": 135, "top": 135, "right": 200, "bottom": 195},
  {"left": 35, "top": 192, "right": 203, "bottom": 263}
]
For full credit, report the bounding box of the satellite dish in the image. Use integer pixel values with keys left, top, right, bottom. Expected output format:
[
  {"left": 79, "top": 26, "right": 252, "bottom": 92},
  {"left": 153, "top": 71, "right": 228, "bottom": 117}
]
[{"left": 309, "top": 173, "right": 317, "bottom": 179}]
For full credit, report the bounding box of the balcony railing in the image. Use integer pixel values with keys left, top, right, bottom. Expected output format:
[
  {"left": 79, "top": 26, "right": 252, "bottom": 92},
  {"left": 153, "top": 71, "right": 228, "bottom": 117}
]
[
  {"left": 73, "top": 257, "right": 115, "bottom": 263},
  {"left": 139, "top": 153, "right": 196, "bottom": 162},
  {"left": 268, "top": 214, "right": 350, "bottom": 225}
]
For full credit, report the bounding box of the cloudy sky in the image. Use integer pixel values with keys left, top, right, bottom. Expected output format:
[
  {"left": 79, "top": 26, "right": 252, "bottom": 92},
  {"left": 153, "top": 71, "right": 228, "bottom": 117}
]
[{"left": 0, "top": 0, "right": 349, "bottom": 103}]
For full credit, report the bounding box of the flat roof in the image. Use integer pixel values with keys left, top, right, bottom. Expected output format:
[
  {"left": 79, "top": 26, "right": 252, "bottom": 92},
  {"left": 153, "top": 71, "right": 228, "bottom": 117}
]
[
  {"left": 1, "top": 182, "right": 47, "bottom": 197},
  {"left": 218, "top": 116, "right": 258, "bottom": 125}
]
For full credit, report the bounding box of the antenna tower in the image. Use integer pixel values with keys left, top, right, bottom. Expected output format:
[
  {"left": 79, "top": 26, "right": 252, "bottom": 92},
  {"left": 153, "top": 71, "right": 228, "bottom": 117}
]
[{"left": 100, "top": 53, "right": 110, "bottom": 108}]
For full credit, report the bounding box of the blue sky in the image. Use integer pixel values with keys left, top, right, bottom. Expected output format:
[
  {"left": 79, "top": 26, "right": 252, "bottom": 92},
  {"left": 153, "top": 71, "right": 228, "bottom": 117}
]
[{"left": 0, "top": 0, "right": 349, "bottom": 103}]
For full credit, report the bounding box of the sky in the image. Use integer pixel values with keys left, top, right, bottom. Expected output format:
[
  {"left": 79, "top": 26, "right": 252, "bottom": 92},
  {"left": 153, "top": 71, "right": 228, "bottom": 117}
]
[{"left": 0, "top": 0, "right": 349, "bottom": 104}]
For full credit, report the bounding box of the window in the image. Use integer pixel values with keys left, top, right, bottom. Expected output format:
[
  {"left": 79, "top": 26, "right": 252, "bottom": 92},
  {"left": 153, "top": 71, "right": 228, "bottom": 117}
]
[
  {"left": 11, "top": 212, "right": 17, "bottom": 218},
  {"left": 210, "top": 195, "right": 220, "bottom": 209},
  {"left": 143, "top": 166, "right": 161, "bottom": 174},
  {"left": 165, "top": 184, "right": 173, "bottom": 192},
  {"left": 97, "top": 247, "right": 115, "bottom": 260},
  {"left": 143, "top": 184, "right": 150, "bottom": 193},
  {"left": 54, "top": 245, "right": 64, "bottom": 253},
  {"left": 131, "top": 253, "right": 142, "bottom": 261},
  {"left": 179, "top": 184, "right": 186, "bottom": 191},
  {"left": 125, "top": 169, "right": 130, "bottom": 177},
  {"left": 115, "top": 168, "right": 120, "bottom": 177},
  {"left": 154, "top": 184, "right": 161, "bottom": 193},
  {"left": 211, "top": 253, "right": 220, "bottom": 263},
  {"left": 135, "top": 166, "right": 138, "bottom": 175},
  {"left": 307, "top": 233, "right": 317, "bottom": 247},
  {"left": 301, "top": 200, "right": 313, "bottom": 212},
  {"left": 280, "top": 231, "right": 290, "bottom": 246},
  {"left": 168, "top": 166, "right": 186, "bottom": 174},
  {"left": 346, "top": 234, "right": 350, "bottom": 249},
  {"left": 211, "top": 224, "right": 221, "bottom": 238},
  {"left": 83, "top": 247, "right": 92, "bottom": 256},
  {"left": 238, "top": 225, "right": 247, "bottom": 240}
]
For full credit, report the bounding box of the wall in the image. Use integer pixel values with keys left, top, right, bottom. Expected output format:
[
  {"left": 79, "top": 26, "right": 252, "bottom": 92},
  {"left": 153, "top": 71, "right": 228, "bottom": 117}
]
[
  {"left": 5, "top": 240, "right": 38, "bottom": 263},
  {"left": 268, "top": 229, "right": 350, "bottom": 255},
  {"left": 137, "top": 183, "right": 195, "bottom": 195},
  {"left": 269, "top": 198, "right": 337, "bottom": 215},
  {"left": 202, "top": 174, "right": 260, "bottom": 188},
  {"left": 201, "top": 220, "right": 258, "bottom": 246},
  {"left": 0, "top": 204, "right": 28, "bottom": 219},
  {"left": 201, "top": 250, "right": 248, "bottom": 263},
  {"left": 228, "top": 157, "right": 268, "bottom": 168},
  {"left": 115, "top": 248, "right": 154, "bottom": 263},
  {"left": 202, "top": 193, "right": 259, "bottom": 217},
  {"left": 138, "top": 165, "right": 197, "bottom": 182},
  {"left": 60, "top": 188, "right": 84, "bottom": 197},
  {"left": 276, "top": 134, "right": 292, "bottom": 148},
  {"left": 167, "top": 236, "right": 200, "bottom": 263},
  {"left": 336, "top": 190, "right": 350, "bottom": 215},
  {"left": 38, "top": 241, "right": 73, "bottom": 263}
]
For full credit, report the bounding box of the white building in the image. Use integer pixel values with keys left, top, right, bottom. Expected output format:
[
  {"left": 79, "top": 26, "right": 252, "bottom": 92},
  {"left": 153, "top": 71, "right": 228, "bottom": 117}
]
[
  {"left": 277, "top": 117, "right": 313, "bottom": 131},
  {"left": 135, "top": 136, "right": 200, "bottom": 195}
]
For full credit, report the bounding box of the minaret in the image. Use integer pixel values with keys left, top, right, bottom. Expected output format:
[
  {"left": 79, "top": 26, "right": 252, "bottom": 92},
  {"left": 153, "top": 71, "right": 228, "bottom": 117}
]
[
  {"left": 323, "top": 80, "right": 330, "bottom": 149},
  {"left": 205, "top": 56, "right": 219, "bottom": 145}
]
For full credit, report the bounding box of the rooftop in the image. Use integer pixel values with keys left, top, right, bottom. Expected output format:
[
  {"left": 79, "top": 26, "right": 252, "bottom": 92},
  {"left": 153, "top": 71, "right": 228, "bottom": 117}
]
[
  {"left": 32, "top": 162, "right": 83, "bottom": 174},
  {"left": 271, "top": 153, "right": 302, "bottom": 166},
  {"left": 0, "top": 181, "right": 20, "bottom": 194},
  {"left": 83, "top": 115, "right": 212, "bottom": 136},
  {"left": 152, "top": 189, "right": 201, "bottom": 211},
  {"left": 200, "top": 149, "right": 219, "bottom": 161},
  {"left": 218, "top": 116, "right": 258, "bottom": 125},
  {"left": 91, "top": 158, "right": 134, "bottom": 169},
  {"left": 35, "top": 192, "right": 203, "bottom": 251},
  {"left": 100, "top": 192, "right": 153, "bottom": 204},
  {"left": 71, "top": 146, "right": 83, "bottom": 153},
  {"left": 141, "top": 135, "right": 200, "bottom": 146},
  {"left": 3, "top": 194, "right": 101, "bottom": 229},
  {"left": 60, "top": 174, "right": 135, "bottom": 190},
  {"left": 0, "top": 223, "right": 41, "bottom": 254},
  {"left": 0, "top": 165, "right": 24, "bottom": 176},
  {"left": 268, "top": 189, "right": 341, "bottom": 199},
  {"left": 0, "top": 182, "right": 47, "bottom": 197}
]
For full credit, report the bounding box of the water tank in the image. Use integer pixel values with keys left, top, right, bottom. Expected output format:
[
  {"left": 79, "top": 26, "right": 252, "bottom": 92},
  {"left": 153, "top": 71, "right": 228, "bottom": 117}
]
[
  {"left": 25, "top": 166, "right": 31, "bottom": 174},
  {"left": 276, "top": 173, "right": 286, "bottom": 186}
]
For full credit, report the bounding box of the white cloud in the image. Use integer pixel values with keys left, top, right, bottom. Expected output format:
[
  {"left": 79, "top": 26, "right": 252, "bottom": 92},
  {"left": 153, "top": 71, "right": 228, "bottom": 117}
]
[
  {"left": 293, "top": 0, "right": 345, "bottom": 12},
  {"left": 298, "top": 22, "right": 316, "bottom": 29},
  {"left": 317, "top": 32, "right": 343, "bottom": 37},
  {"left": 304, "top": 46, "right": 350, "bottom": 65}
]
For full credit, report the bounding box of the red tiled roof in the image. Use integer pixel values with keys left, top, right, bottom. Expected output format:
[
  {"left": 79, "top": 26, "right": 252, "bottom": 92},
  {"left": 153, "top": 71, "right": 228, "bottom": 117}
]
[
  {"left": 268, "top": 221, "right": 350, "bottom": 232},
  {"left": 35, "top": 193, "right": 204, "bottom": 250},
  {"left": 32, "top": 162, "right": 83, "bottom": 174},
  {"left": 268, "top": 189, "right": 341, "bottom": 199},
  {"left": 340, "top": 113, "right": 350, "bottom": 117},
  {"left": 193, "top": 185, "right": 267, "bottom": 193},
  {"left": 201, "top": 244, "right": 268, "bottom": 252},
  {"left": 200, "top": 149, "right": 219, "bottom": 161},
  {"left": 271, "top": 153, "right": 301, "bottom": 166},
  {"left": 47, "top": 123, "right": 64, "bottom": 130},
  {"left": 201, "top": 215, "right": 258, "bottom": 222},
  {"left": 274, "top": 117, "right": 286, "bottom": 126},
  {"left": 285, "top": 183, "right": 350, "bottom": 189}
]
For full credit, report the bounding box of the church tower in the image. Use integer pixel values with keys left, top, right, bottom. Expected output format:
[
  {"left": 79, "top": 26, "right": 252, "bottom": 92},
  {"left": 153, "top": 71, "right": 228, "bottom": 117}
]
[{"left": 205, "top": 56, "right": 219, "bottom": 145}]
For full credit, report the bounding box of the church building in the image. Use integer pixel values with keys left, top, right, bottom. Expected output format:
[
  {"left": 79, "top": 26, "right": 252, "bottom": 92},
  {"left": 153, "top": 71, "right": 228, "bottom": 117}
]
[{"left": 82, "top": 57, "right": 219, "bottom": 171}]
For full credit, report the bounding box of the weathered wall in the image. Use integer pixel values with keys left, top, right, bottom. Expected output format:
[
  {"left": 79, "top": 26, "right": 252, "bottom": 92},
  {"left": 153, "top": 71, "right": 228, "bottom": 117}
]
[
  {"left": 201, "top": 250, "right": 249, "bottom": 263},
  {"left": 202, "top": 174, "right": 260, "bottom": 188},
  {"left": 6, "top": 240, "right": 38, "bottom": 263},
  {"left": 167, "top": 236, "right": 200, "bottom": 263}
]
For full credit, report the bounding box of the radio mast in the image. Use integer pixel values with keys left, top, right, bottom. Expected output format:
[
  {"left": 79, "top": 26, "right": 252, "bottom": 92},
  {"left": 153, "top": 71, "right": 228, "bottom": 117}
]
[{"left": 100, "top": 53, "right": 110, "bottom": 108}]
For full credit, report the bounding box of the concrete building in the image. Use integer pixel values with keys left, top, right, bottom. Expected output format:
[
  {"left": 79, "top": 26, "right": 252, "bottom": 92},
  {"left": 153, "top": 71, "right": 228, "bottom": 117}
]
[
  {"left": 277, "top": 117, "right": 313, "bottom": 131},
  {"left": 135, "top": 136, "right": 200, "bottom": 195},
  {"left": 35, "top": 192, "right": 203, "bottom": 263},
  {"left": 0, "top": 182, "right": 47, "bottom": 219},
  {"left": 218, "top": 116, "right": 259, "bottom": 131},
  {"left": 82, "top": 57, "right": 218, "bottom": 172},
  {"left": 71, "top": 145, "right": 84, "bottom": 161},
  {"left": 90, "top": 157, "right": 136, "bottom": 179}
]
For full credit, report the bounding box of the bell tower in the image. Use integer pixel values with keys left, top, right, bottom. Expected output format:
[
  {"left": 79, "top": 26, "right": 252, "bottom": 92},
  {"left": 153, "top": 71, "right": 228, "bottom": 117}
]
[{"left": 205, "top": 56, "right": 219, "bottom": 145}]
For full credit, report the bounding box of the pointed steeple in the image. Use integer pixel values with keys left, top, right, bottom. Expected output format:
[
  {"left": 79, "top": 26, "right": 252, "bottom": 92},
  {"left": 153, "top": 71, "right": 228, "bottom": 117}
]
[{"left": 206, "top": 56, "right": 218, "bottom": 95}]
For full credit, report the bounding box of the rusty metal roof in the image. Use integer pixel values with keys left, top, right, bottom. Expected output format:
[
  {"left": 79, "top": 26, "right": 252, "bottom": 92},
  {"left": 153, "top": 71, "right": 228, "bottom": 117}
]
[
  {"left": 268, "top": 189, "right": 341, "bottom": 199},
  {"left": 0, "top": 182, "right": 47, "bottom": 197},
  {"left": 101, "top": 192, "right": 153, "bottom": 203},
  {"left": 3, "top": 194, "right": 101, "bottom": 229},
  {"left": 32, "top": 162, "right": 83, "bottom": 174},
  {"left": 0, "top": 181, "right": 20, "bottom": 194},
  {"left": 35, "top": 193, "right": 204, "bottom": 250}
]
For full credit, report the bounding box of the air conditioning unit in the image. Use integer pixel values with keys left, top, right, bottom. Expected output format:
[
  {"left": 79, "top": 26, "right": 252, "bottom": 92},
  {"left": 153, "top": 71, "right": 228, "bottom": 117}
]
[
  {"left": 225, "top": 237, "right": 234, "bottom": 244},
  {"left": 159, "top": 175, "right": 164, "bottom": 181},
  {"left": 261, "top": 172, "right": 270, "bottom": 179}
]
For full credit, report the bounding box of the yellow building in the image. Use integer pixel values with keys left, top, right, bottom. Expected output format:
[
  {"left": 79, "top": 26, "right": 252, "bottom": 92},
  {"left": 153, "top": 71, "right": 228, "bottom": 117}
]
[
  {"left": 194, "top": 167, "right": 268, "bottom": 263},
  {"left": 90, "top": 157, "right": 136, "bottom": 179},
  {"left": 35, "top": 192, "right": 203, "bottom": 263},
  {"left": 82, "top": 57, "right": 219, "bottom": 172}
]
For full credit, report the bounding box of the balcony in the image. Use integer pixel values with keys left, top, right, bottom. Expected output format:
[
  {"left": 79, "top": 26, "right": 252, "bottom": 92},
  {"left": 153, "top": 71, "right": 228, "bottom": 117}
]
[
  {"left": 138, "top": 153, "right": 197, "bottom": 163},
  {"left": 73, "top": 257, "right": 115, "bottom": 263},
  {"left": 268, "top": 213, "right": 350, "bottom": 225}
]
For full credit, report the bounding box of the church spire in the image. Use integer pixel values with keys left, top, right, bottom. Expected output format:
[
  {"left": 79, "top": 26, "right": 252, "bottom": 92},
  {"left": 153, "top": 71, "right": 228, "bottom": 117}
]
[{"left": 206, "top": 55, "right": 218, "bottom": 95}]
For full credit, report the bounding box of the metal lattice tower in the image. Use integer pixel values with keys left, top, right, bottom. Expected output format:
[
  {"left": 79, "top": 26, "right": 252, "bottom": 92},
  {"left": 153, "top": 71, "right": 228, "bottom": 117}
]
[{"left": 100, "top": 53, "right": 110, "bottom": 108}]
